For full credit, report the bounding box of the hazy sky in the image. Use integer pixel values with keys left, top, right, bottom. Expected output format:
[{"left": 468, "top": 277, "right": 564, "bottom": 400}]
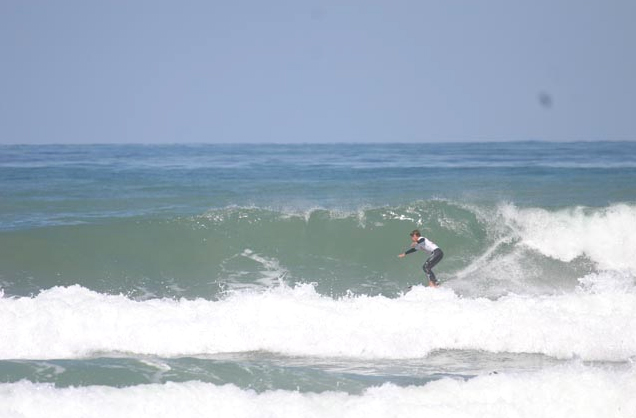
[{"left": 1, "top": 1, "right": 635, "bottom": 144}]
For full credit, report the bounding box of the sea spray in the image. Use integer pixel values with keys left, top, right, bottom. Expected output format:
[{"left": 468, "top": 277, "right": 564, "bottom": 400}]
[{"left": 499, "top": 203, "right": 636, "bottom": 271}]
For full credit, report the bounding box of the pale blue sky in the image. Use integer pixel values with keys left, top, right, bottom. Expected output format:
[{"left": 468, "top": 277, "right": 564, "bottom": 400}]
[{"left": 1, "top": 0, "right": 635, "bottom": 144}]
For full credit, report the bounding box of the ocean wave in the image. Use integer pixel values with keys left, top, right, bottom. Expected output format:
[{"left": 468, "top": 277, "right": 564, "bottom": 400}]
[
  {"left": 1, "top": 201, "right": 634, "bottom": 299},
  {"left": 1, "top": 281, "right": 635, "bottom": 361},
  {"left": 499, "top": 203, "right": 636, "bottom": 272},
  {"left": 1, "top": 364, "right": 634, "bottom": 418}
]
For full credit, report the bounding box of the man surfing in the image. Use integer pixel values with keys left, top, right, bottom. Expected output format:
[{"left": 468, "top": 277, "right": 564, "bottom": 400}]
[{"left": 398, "top": 229, "right": 444, "bottom": 287}]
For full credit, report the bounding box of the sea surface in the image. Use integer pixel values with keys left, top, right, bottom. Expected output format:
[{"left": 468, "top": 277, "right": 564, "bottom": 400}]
[{"left": 1, "top": 142, "right": 635, "bottom": 417}]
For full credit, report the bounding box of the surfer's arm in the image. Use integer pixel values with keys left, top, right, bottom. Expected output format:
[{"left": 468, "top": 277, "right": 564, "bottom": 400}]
[
  {"left": 399, "top": 248, "right": 417, "bottom": 258},
  {"left": 399, "top": 241, "right": 419, "bottom": 258}
]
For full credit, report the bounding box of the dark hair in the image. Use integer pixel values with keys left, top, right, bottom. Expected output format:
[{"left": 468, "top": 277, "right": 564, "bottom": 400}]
[{"left": 410, "top": 229, "right": 421, "bottom": 237}]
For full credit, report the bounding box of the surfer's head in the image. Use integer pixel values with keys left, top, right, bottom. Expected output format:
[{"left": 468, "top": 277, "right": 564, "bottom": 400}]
[{"left": 410, "top": 229, "right": 421, "bottom": 238}]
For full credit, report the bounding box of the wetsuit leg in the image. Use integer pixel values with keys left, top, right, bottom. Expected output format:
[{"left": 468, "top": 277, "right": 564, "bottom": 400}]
[{"left": 423, "top": 249, "right": 444, "bottom": 284}]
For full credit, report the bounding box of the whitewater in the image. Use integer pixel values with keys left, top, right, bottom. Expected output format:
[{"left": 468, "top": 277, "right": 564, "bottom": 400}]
[
  {"left": 2, "top": 279, "right": 636, "bottom": 361},
  {"left": 2, "top": 366, "right": 635, "bottom": 418},
  {"left": 1, "top": 142, "right": 636, "bottom": 417}
]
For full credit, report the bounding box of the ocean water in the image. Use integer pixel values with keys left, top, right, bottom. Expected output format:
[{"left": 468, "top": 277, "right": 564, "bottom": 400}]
[{"left": 1, "top": 142, "right": 635, "bottom": 417}]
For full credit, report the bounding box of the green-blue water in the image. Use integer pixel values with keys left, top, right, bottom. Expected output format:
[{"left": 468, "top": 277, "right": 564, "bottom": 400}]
[{"left": 1, "top": 142, "right": 635, "bottom": 416}]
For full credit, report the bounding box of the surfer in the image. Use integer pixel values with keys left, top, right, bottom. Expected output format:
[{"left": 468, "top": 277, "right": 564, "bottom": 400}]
[{"left": 398, "top": 229, "right": 444, "bottom": 287}]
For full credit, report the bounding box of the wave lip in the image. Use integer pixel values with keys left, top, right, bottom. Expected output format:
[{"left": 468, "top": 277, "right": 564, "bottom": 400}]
[
  {"left": 500, "top": 203, "right": 636, "bottom": 272},
  {"left": 2, "top": 284, "right": 636, "bottom": 362}
]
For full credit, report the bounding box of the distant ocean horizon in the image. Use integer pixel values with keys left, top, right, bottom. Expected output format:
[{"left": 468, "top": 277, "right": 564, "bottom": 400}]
[
  {"left": 5, "top": 139, "right": 635, "bottom": 146},
  {"left": 1, "top": 141, "right": 635, "bottom": 417}
]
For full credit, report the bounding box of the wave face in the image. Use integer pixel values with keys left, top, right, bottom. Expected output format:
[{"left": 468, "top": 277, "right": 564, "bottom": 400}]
[
  {"left": 1, "top": 201, "right": 634, "bottom": 299},
  {"left": 1, "top": 143, "right": 635, "bottom": 415}
]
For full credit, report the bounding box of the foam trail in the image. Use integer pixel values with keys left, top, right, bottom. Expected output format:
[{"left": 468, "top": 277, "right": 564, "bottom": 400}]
[
  {"left": 454, "top": 236, "right": 511, "bottom": 280},
  {"left": 1, "top": 282, "right": 636, "bottom": 361},
  {"left": 219, "top": 249, "right": 288, "bottom": 292},
  {"left": 0, "top": 365, "right": 634, "bottom": 418}
]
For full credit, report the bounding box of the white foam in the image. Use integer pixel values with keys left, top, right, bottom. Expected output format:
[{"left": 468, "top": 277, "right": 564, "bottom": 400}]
[
  {"left": 202, "top": 205, "right": 368, "bottom": 226},
  {"left": 1, "top": 283, "right": 636, "bottom": 361},
  {"left": 219, "top": 249, "right": 288, "bottom": 292},
  {"left": 500, "top": 203, "right": 636, "bottom": 272},
  {"left": 0, "top": 365, "right": 634, "bottom": 418},
  {"left": 238, "top": 249, "right": 288, "bottom": 288}
]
